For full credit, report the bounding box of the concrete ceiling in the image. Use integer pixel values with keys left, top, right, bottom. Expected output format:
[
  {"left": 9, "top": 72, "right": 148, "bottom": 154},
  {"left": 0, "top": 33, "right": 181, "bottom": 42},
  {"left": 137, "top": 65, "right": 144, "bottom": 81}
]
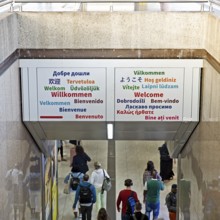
[
  {"left": 25, "top": 121, "right": 187, "bottom": 140},
  {"left": 24, "top": 121, "right": 198, "bottom": 157}
]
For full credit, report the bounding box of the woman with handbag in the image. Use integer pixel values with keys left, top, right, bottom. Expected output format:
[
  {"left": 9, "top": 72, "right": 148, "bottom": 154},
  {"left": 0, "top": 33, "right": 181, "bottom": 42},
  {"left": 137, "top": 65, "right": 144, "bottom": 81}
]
[{"left": 90, "top": 162, "right": 110, "bottom": 214}]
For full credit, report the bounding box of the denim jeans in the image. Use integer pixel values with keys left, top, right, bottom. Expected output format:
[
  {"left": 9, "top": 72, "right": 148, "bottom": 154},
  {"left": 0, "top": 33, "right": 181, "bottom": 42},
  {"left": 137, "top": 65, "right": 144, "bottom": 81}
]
[{"left": 145, "top": 201, "right": 160, "bottom": 220}]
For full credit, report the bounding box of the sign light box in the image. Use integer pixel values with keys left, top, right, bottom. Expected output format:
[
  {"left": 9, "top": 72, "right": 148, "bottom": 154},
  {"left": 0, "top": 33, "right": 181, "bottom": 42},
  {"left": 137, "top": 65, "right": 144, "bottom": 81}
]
[
  {"left": 115, "top": 67, "right": 184, "bottom": 121},
  {"left": 37, "top": 67, "right": 106, "bottom": 121},
  {"left": 20, "top": 59, "right": 202, "bottom": 122}
]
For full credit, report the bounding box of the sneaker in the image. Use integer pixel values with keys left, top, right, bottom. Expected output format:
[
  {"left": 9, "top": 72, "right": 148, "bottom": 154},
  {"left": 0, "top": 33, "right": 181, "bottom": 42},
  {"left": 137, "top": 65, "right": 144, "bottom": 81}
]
[{"left": 61, "top": 158, "right": 67, "bottom": 161}]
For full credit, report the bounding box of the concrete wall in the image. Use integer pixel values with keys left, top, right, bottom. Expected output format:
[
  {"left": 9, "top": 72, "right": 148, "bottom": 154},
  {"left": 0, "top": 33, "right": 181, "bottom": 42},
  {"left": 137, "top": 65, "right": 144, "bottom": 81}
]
[
  {"left": 17, "top": 12, "right": 206, "bottom": 49},
  {"left": 179, "top": 60, "right": 220, "bottom": 220},
  {"left": 0, "top": 13, "right": 18, "bottom": 63},
  {"left": 0, "top": 12, "right": 219, "bottom": 62},
  {"left": 205, "top": 13, "right": 220, "bottom": 62},
  {"left": 0, "top": 14, "right": 54, "bottom": 220},
  {"left": 0, "top": 10, "right": 220, "bottom": 220},
  {"left": 0, "top": 61, "right": 43, "bottom": 220}
]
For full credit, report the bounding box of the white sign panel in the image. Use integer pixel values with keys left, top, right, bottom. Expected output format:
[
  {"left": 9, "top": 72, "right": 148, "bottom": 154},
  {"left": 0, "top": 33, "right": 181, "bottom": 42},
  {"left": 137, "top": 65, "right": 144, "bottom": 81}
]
[
  {"left": 37, "top": 68, "right": 106, "bottom": 121},
  {"left": 115, "top": 68, "right": 184, "bottom": 121}
]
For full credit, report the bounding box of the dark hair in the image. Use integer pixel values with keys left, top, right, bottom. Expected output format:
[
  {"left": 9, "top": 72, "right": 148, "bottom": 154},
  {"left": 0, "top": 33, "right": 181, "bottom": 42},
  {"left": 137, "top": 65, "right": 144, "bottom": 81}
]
[
  {"left": 146, "top": 161, "right": 155, "bottom": 172},
  {"left": 83, "top": 174, "right": 89, "bottom": 181},
  {"left": 172, "top": 184, "right": 177, "bottom": 189},
  {"left": 135, "top": 202, "right": 142, "bottom": 211},
  {"left": 97, "top": 208, "right": 108, "bottom": 220},
  {"left": 75, "top": 145, "right": 84, "bottom": 155},
  {"left": 124, "top": 179, "right": 133, "bottom": 187}
]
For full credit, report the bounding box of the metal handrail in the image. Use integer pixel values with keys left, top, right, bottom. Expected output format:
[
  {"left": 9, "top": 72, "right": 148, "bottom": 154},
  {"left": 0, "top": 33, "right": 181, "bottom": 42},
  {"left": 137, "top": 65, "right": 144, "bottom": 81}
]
[
  {"left": 0, "top": 0, "right": 13, "bottom": 7},
  {"left": 210, "top": 0, "right": 220, "bottom": 7},
  {"left": 1, "top": 0, "right": 220, "bottom": 12},
  {"left": 13, "top": 0, "right": 209, "bottom": 2}
]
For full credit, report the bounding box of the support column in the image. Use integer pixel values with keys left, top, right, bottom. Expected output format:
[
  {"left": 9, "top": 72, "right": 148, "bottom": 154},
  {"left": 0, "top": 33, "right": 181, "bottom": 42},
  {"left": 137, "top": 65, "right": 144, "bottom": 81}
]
[{"left": 107, "top": 140, "right": 116, "bottom": 219}]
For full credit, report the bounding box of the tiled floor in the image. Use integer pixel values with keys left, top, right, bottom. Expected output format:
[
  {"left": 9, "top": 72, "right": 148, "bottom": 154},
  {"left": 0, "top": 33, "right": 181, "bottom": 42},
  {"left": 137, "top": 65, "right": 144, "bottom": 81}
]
[{"left": 58, "top": 141, "right": 177, "bottom": 220}]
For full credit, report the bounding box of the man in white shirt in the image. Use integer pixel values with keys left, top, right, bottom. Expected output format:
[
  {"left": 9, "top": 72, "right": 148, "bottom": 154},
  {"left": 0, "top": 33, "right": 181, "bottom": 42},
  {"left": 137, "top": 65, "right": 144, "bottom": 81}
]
[{"left": 90, "top": 161, "right": 110, "bottom": 213}]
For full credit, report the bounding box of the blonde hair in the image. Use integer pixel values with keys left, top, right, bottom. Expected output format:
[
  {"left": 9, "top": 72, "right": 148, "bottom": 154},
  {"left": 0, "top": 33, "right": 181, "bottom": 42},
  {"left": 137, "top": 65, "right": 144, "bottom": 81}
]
[{"left": 94, "top": 161, "right": 101, "bottom": 168}]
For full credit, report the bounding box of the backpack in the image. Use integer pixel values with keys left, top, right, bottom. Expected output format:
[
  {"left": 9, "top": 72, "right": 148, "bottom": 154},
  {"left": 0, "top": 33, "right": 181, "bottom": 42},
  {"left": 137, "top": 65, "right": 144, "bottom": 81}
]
[
  {"left": 79, "top": 184, "right": 92, "bottom": 204},
  {"left": 165, "top": 192, "right": 175, "bottom": 205},
  {"left": 126, "top": 191, "right": 136, "bottom": 216},
  {"left": 165, "top": 192, "right": 176, "bottom": 212},
  {"left": 69, "top": 173, "right": 81, "bottom": 191}
]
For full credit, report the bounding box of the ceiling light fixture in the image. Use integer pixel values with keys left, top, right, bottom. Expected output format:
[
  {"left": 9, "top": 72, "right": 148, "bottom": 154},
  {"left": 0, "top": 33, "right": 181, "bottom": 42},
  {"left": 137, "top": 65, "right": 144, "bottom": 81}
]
[{"left": 107, "top": 123, "right": 113, "bottom": 139}]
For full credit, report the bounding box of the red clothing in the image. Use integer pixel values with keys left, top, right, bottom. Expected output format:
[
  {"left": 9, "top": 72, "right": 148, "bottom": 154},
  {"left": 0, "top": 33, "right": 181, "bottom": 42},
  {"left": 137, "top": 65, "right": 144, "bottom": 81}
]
[
  {"left": 169, "top": 212, "right": 176, "bottom": 220},
  {"left": 116, "top": 189, "right": 139, "bottom": 214}
]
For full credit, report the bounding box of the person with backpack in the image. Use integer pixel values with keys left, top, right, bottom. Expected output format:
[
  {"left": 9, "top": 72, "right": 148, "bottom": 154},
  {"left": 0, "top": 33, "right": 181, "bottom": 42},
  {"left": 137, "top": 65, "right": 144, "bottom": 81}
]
[
  {"left": 116, "top": 179, "right": 139, "bottom": 220},
  {"left": 143, "top": 170, "right": 164, "bottom": 220},
  {"left": 90, "top": 161, "right": 110, "bottom": 213},
  {"left": 64, "top": 165, "right": 84, "bottom": 218},
  {"left": 73, "top": 174, "right": 96, "bottom": 220},
  {"left": 129, "top": 202, "right": 148, "bottom": 220},
  {"left": 165, "top": 184, "right": 177, "bottom": 220},
  {"left": 64, "top": 165, "right": 84, "bottom": 191}
]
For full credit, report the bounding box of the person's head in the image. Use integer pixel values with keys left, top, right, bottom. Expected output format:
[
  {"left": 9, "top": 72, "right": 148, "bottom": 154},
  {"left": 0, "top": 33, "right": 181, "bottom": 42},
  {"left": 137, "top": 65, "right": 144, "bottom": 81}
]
[
  {"left": 124, "top": 179, "right": 133, "bottom": 187},
  {"left": 97, "top": 208, "right": 108, "bottom": 220},
  {"left": 146, "top": 160, "right": 155, "bottom": 171},
  {"left": 171, "top": 184, "right": 177, "bottom": 194},
  {"left": 94, "top": 161, "right": 101, "bottom": 169},
  {"left": 83, "top": 174, "right": 89, "bottom": 182},
  {"left": 134, "top": 202, "right": 142, "bottom": 212},
  {"left": 75, "top": 145, "right": 84, "bottom": 154},
  {"left": 71, "top": 165, "right": 80, "bottom": 173}
]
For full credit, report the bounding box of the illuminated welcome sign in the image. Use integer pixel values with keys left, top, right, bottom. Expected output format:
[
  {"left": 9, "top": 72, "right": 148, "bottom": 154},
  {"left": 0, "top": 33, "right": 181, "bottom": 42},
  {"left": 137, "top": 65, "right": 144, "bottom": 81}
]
[
  {"left": 115, "top": 68, "right": 184, "bottom": 121},
  {"left": 20, "top": 59, "right": 202, "bottom": 123},
  {"left": 37, "top": 68, "right": 106, "bottom": 121}
]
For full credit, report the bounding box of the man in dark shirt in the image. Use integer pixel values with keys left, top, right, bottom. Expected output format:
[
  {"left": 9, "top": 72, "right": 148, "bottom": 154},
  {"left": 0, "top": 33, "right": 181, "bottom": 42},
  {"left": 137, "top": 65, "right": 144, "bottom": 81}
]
[
  {"left": 165, "top": 184, "right": 177, "bottom": 220},
  {"left": 130, "top": 202, "right": 148, "bottom": 220}
]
